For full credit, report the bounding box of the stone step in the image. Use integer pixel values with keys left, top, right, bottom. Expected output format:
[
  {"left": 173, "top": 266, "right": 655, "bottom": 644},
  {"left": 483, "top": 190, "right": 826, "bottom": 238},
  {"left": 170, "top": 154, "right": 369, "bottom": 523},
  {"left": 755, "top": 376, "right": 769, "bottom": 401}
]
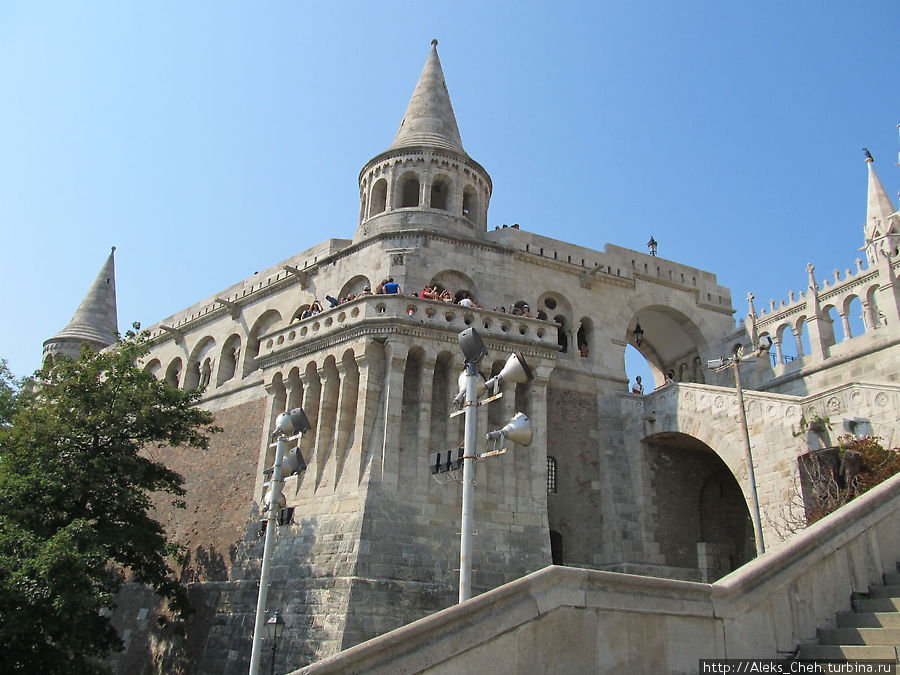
[
  {"left": 854, "top": 597, "right": 900, "bottom": 613},
  {"left": 796, "top": 644, "right": 898, "bottom": 660},
  {"left": 818, "top": 627, "right": 900, "bottom": 646},
  {"left": 870, "top": 584, "right": 900, "bottom": 598},
  {"left": 838, "top": 611, "right": 900, "bottom": 628}
]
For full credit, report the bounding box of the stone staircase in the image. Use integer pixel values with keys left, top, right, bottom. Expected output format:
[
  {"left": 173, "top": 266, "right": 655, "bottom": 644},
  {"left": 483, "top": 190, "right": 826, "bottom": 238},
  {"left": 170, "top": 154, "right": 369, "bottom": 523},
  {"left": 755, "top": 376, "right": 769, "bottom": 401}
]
[{"left": 796, "top": 564, "right": 900, "bottom": 661}]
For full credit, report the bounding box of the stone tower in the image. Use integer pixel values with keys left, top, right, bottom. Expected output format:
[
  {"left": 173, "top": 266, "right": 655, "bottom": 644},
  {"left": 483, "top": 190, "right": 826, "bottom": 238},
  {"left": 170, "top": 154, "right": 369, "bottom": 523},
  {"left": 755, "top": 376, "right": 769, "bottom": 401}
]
[
  {"left": 42, "top": 246, "right": 118, "bottom": 366},
  {"left": 355, "top": 39, "right": 492, "bottom": 243}
]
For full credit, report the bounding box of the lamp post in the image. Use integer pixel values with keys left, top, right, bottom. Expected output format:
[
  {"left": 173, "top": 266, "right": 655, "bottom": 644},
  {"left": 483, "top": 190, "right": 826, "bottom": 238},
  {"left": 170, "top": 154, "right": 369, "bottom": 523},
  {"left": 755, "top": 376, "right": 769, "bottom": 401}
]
[
  {"left": 647, "top": 236, "right": 658, "bottom": 256},
  {"left": 249, "top": 408, "right": 309, "bottom": 675},
  {"left": 265, "top": 611, "right": 285, "bottom": 675},
  {"left": 708, "top": 337, "right": 772, "bottom": 557},
  {"left": 455, "top": 329, "right": 533, "bottom": 603},
  {"left": 633, "top": 321, "right": 644, "bottom": 347}
]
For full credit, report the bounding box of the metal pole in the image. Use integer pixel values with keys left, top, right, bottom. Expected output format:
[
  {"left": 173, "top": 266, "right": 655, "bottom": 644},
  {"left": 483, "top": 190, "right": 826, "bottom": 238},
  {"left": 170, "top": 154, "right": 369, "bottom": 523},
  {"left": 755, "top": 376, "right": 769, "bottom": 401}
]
[
  {"left": 458, "top": 361, "right": 479, "bottom": 603},
  {"left": 732, "top": 357, "right": 766, "bottom": 556},
  {"left": 270, "top": 633, "right": 278, "bottom": 675},
  {"left": 249, "top": 435, "right": 287, "bottom": 675}
]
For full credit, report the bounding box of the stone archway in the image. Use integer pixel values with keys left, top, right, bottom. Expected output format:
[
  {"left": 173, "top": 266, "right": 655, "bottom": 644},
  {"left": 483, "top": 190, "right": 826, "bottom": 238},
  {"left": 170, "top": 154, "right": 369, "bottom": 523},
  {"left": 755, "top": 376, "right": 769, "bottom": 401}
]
[
  {"left": 626, "top": 305, "right": 710, "bottom": 388},
  {"left": 644, "top": 431, "right": 755, "bottom": 581}
]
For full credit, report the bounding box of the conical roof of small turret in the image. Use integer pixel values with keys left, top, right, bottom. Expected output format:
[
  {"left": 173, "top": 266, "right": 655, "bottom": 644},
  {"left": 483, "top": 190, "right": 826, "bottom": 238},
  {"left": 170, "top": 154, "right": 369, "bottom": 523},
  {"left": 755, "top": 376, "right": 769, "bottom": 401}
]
[
  {"left": 45, "top": 247, "right": 119, "bottom": 351},
  {"left": 389, "top": 40, "right": 465, "bottom": 154},
  {"left": 865, "top": 154, "right": 898, "bottom": 240}
]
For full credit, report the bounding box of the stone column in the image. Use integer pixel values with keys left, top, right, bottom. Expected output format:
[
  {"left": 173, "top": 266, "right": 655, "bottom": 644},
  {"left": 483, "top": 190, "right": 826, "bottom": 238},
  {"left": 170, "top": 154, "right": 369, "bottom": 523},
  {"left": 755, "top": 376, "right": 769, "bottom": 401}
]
[
  {"left": 379, "top": 340, "right": 409, "bottom": 489},
  {"left": 415, "top": 347, "right": 438, "bottom": 477},
  {"left": 349, "top": 349, "right": 378, "bottom": 486},
  {"left": 328, "top": 357, "right": 357, "bottom": 491},
  {"left": 254, "top": 375, "right": 286, "bottom": 505},
  {"left": 297, "top": 367, "right": 321, "bottom": 493},
  {"left": 526, "top": 366, "right": 553, "bottom": 520},
  {"left": 314, "top": 359, "right": 340, "bottom": 490},
  {"left": 840, "top": 312, "right": 852, "bottom": 341},
  {"left": 772, "top": 336, "right": 784, "bottom": 366},
  {"left": 791, "top": 326, "right": 804, "bottom": 357}
]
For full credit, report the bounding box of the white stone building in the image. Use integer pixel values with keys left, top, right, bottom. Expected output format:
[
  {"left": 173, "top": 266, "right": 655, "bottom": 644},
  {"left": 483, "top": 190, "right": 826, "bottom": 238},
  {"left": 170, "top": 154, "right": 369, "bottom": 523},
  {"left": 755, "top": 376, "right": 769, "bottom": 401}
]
[{"left": 44, "top": 41, "right": 900, "bottom": 672}]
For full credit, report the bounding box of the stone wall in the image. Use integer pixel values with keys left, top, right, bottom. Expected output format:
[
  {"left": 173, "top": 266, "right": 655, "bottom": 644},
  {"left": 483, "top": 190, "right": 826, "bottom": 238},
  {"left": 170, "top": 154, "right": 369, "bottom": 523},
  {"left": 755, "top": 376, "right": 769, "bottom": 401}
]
[{"left": 150, "top": 397, "right": 266, "bottom": 582}]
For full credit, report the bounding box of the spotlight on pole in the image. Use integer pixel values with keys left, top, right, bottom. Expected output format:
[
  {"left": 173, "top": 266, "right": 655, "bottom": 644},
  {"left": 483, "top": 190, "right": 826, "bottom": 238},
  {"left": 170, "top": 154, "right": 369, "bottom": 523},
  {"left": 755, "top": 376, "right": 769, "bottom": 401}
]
[
  {"left": 272, "top": 407, "right": 311, "bottom": 438},
  {"left": 453, "top": 369, "right": 486, "bottom": 409},
  {"left": 486, "top": 412, "right": 533, "bottom": 447},
  {"left": 458, "top": 327, "right": 487, "bottom": 364},
  {"left": 483, "top": 351, "right": 533, "bottom": 397}
]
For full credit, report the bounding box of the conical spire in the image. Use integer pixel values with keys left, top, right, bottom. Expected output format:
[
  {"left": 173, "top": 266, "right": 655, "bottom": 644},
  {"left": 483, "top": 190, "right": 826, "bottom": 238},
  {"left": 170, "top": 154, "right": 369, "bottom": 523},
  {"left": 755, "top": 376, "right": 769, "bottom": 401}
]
[
  {"left": 44, "top": 247, "right": 119, "bottom": 356},
  {"left": 863, "top": 152, "right": 900, "bottom": 263},
  {"left": 389, "top": 40, "right": 465, "bottom": 154}
]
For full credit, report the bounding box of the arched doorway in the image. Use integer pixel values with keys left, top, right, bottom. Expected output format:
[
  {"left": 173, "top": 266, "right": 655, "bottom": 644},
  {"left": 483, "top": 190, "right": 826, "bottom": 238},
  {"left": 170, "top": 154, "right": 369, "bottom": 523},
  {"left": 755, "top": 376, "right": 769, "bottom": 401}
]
[
  {"left": 625, "top": 305, "right": 708, "bottom": 389},
  {"left": 644, "top": 432, "right": 755, "bottom": 581}
]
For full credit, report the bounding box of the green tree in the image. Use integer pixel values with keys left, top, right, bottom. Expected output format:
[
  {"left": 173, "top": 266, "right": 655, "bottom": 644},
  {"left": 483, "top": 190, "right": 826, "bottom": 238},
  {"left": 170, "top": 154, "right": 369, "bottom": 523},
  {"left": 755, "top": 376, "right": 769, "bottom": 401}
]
[{"left": 0, "top": 329, "right": 218, "bottom": 673}]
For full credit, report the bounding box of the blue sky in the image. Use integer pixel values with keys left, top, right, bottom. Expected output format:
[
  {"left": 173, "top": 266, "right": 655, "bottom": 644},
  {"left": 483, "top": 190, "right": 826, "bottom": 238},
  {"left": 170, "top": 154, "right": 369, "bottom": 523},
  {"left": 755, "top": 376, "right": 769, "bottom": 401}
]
[{"left": 1, "top": 2, "right": 898, "bottom": 381}]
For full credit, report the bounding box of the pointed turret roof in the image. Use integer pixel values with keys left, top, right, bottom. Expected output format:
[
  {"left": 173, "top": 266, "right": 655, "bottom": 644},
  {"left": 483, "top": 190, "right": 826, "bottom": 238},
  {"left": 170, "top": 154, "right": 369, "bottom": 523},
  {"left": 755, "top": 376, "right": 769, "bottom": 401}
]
[
  {"left": 45, "top": 247, "right": 119, "bottom": 351},
  {"left": 389, "top": 40, "right": 465, "bottom": 154},
  {"left": 866, "top": 155, "right": 898, "bottom": 239}
]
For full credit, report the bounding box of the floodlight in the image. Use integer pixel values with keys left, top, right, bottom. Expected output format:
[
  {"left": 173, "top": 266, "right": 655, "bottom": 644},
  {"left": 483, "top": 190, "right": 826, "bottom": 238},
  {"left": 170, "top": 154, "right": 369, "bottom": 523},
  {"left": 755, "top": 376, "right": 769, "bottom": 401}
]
[
  {"left": 458, "top": 327, "right": 487, "bottom": 363},
  {"left": 483, "top": 351, "right": 533, "bottom": 396},
  {"left": 708, "top": 358, "right": 725, "bottom": 369},
  {"left": 453, "top": 369, "right": 486, "bottom": 408},
  {"left": 263, "top": 486, "right": 286, "bottom": 511},
  {"left": 272, "top": 407, "right": 311, "bottom": 438},
  {"left": 758, "top": 335, "right": 773, "bottom": 352},
  {"left": 281, "top": 446, "right": 306, "bottom": 476},
  {"left": 486, "top": 412, "right": 532, "bottom": 446}
]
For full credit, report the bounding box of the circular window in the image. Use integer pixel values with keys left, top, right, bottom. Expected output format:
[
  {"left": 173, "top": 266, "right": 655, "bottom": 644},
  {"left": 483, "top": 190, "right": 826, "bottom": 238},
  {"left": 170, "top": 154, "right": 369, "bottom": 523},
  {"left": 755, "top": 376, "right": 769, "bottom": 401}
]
[
  {"left": 288, "top": 331, "right": 296, "bottom": 341},
  {"left": 544, "top": 297, "right": 557, "bottom": 310},
  {"left": 300, "top": 327, "right": 308, "bottom": 337},
  {"left": 325, "top": 317, "right": 333, "bottom": 327},
  {"left": 266, "top": 339, "right": 274, "bottom": 349},
  {"left": 351, "top": 307, "right": 360, "bottom": 318},
  {"left": 276, "top": 335, "right": 284, "bottom": 345},
  {"left": 338, "top": 312, "right": 346, "bottom": 322}
]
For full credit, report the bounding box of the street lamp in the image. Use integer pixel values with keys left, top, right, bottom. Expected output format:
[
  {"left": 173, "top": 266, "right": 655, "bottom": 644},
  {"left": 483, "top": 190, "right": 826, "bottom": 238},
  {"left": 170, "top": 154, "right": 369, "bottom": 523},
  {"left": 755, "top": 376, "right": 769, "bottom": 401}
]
[
  {"left": 249, "top": 408, "right": 310, "bottom": 675},
  {"left": 708, "top": 336, "right": 772, "bottom": 557},
  {"left": 265, "top": 611, "right": 285, "bottom": 675},
  {"left": 647, "top": 236, "right": 658, "bottom": 256},
  {"left": 633, "top": 321, "right": 644, "bottom": 347}
]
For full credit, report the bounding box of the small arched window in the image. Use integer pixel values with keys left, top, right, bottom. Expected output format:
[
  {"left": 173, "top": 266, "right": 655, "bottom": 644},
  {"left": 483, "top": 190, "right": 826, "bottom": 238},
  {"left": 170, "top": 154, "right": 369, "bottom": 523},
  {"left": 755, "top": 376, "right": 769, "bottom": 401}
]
[
  {"left": 400, "top": 174, "right": 420, "bottom": 207},
  {"left": 547, "top": 455, "right": 558, "bottom": 494},
  {"left": 430, "top": 177, "right": 449, "bottom": 210},
  {"left": 371, "top": 179, "right": 387, "bottom": 215}
]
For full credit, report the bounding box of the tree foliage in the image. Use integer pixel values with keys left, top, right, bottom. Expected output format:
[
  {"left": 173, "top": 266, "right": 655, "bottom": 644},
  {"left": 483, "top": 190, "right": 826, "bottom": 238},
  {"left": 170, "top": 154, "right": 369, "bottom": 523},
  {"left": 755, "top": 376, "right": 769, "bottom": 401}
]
[{"left": 0, "top": 329, "right": 218, "bottom": 673}]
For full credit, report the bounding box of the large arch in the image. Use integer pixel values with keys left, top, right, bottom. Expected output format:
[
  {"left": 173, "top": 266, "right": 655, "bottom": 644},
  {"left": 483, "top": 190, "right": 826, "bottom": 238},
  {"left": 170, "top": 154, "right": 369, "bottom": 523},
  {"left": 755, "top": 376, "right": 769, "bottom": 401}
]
[
  {"left": 428, "top": 269, "right": 478, "bottom": 304},
  {"left": 243, "top": 310, "right": 282, "bottom": 377},
  {"left": 625, "top": 305, "right": 710, "bottom": 389},
  {"left": 643, "top": 431, "right": 755, "bottom": 581}
]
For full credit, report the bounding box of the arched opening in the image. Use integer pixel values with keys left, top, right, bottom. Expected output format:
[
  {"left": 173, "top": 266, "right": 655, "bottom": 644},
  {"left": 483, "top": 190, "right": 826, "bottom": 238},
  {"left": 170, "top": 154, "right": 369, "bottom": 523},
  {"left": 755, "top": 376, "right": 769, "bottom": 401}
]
[
  {"left": 645, "top": 432, "right": 755, "bottom": 581},
  {"left": 844, "top": 295, "right": 865, "bottom": 338},
  {"left": 165, "top": 358, "right": 182, "bottom": 389},
  {"left": 398, "top": 173, "right": 420, "bottom": 208},
  {"left": 243, "top": 310, "right": 282, "bottom": 377},
  {"left": 359, "top": 192, "right": 367, "bottom": 224},
  {"left": 554, "top": 315, "right": 568, "bottom": 353},
  {"left": 428, "top": 270, "right": 478, "bottom": 305},
  {"left": 184, "top": 337, "right": 216, "bottom": 391},
  {"left": 143, "top": 358, "right": 161, "bottom": 378},
  {"left": 338, "top": 275, "right": 373, "bottom": 302},
  {"left": 624, "top": 344, "right": 653, "bottom": 394},
  {"left": 430, "top": 175, "right": 450, "bottom": 210},
  {"left": 822, "top": 305, "right": 841, "bottom": 347},
  {"left": 216, "top": 334, "right": 241, "bottom": 386},
  {"left": 370, "top": 178, "right": 387, "bottom": 216},
  {"left": 576, "top": 317, "right": 593, "bottom": 358},
  {"left": 462, "top": 186, "right": 477, "bottom": 221},
  {"left": 625, "top": 306, "right": 707, "bottom": 390}
]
